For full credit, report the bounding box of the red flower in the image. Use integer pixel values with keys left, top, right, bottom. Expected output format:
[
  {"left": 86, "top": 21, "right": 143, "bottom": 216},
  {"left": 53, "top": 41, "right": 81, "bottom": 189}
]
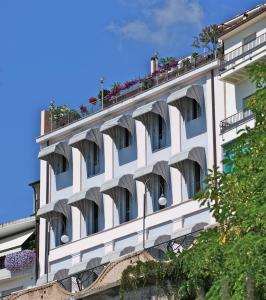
[
  {"left": 80, "top": 105, "right": 87, "bottom": 113},
  {"left": 89, "top": 97, "right": 97, "bottom": 104}
]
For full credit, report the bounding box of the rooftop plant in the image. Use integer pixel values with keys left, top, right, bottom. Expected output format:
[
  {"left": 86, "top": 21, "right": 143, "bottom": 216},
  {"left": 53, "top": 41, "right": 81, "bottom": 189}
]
[
  {"left": 193, "top": 24, "right": 222, "bottom": 52},
  {"left": 49, "top": 101, "right": 80, "bottom": 122},
  {"left": 5, "top": 250, "right": 35, "bottom": 273}
]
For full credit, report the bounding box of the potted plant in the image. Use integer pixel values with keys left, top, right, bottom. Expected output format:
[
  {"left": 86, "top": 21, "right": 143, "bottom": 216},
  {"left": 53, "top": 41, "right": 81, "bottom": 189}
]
[
  {"left": 191, "top": 51, "right": 199, "bottom": 65},
  {"left": 5, "top": 250, "right": 35, "bottom": 273},
  {"left": 80, "top": 104, "right": 89, "bottom": 117},
  {"left": 111, "top": 82, "right": 122, "bottom": 96},
  {"left": 98, "top": 89, "right": 110, "bottom": 100},
  {"left": 48, "top": 101, "right": 80, "bottom": 127},
  {"left": 89, "top": 96, "right": 97, "bottom": 105}
]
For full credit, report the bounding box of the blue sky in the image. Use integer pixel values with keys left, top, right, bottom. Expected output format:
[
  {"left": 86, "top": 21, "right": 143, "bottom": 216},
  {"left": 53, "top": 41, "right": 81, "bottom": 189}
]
[{"left": 0, "top": 0, "right": 261, "bottom": 223}]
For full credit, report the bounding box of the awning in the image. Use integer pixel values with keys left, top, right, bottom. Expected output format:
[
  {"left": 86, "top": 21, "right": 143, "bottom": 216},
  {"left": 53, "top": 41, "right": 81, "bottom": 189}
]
[
  {"left": 68, "top": 128, "right": 102, "bottom": 152},
  {"left": 100, "top": 174, "right": 135, "bottom": 198},
  {"left": 132, "top": 100, "right": 168, "bottom": 127},
  {"left": 168, "top": 147, "right": 206, "bottom": 172},
  {"left": 0, "top": 229, "right": 34, "bottom": 256},
  {"left": 37, "top": 198, "right": 69, "bottom": 220},
  {"left": 167, "top": 84, "right": 204, "bottom": 110},
  {"left": 68, "top": 187, "right": 102, "bottom": 210},
  {"left": 53, "top": 268, "right": 69, "bottom": 281},
  {"left": 100, "top": 114, "right": 134, "bottom": 141},
  {"left": 133, "top": 161, "right": 169, "bottom": 183},
  {"left": 68, "top": 257, "right": 102, "bottom": 276},
  {"left": 38, "top": 141, "right": 70, "bottom": 171}
]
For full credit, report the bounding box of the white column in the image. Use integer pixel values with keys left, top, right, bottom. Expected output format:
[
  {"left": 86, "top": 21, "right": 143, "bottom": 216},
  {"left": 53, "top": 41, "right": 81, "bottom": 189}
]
[
  {"left": 172, "top": 217, "right": 182, "bottom": 232},
  {"left": 169, "top": 105, "right": 182, "bottom": 205},
  {"left": 71, "top": 148, "right": 82, "bottom": 241},
  {"left": 104, "top": 240, "right": 114, "bottom": 255},
  {"left": 136, "top": 121, "right": 146, "bottom": 168},
  {"left": 135, "top": 120, "right": 146, "bottom": 218},
  {"left": 39, "top": 160, "right": 48, "bottom": 277},
  {"left": 103, "top": 135, "right": 114, "bottom": 229},
  {"left": 72, "top": 252, "right": 81, "bottom": 266}
]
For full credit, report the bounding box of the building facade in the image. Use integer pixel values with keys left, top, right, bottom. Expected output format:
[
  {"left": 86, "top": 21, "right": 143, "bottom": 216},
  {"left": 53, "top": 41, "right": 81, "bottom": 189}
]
[
  {"left": 35, "top": 3, "right": 266, "bottom": 296},
  {"left": 0, "top": 217, "right": 35, "bottom": 299}
]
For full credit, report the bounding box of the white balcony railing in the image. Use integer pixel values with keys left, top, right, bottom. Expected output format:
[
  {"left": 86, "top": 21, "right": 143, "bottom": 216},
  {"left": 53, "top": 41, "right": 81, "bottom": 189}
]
[
  {"left": 220, "top": 109, "right": 254, "bottom": 134},
  {"left": 220, "top": 32, "right": 266, "bottom": 72}
]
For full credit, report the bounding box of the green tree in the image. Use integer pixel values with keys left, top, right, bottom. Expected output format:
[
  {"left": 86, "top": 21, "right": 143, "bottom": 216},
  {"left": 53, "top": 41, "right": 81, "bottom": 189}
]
[{"left": 193, "top": 24, "right": 222, "bottom": 52}]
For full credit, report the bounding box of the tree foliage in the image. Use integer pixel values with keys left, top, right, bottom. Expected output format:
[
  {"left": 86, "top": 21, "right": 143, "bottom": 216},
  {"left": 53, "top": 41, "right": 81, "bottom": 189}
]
[
  {"left": 120, "top": 62, "right": 266, "bottom": 299},
  {"left": 193, "top": 24, "right": 222, "bottom": 52}
]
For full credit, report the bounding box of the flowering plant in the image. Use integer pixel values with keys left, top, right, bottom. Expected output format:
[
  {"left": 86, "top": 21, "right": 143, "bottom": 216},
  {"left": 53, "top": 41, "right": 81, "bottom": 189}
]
[
  {"left": 49, "top": 101, "right": 80, "bottom": 123},
  {"left": 5, "top": 250, "right": 35, "bottom": 272},
  {"left": 106, "top": 79, "right": 140, "bottom": 100},
  {"left": 89, "top": 97, "right": 97, "bottom": 104},
  {"left": 80, "top": 104, "right": 89, "bottom": 116}
]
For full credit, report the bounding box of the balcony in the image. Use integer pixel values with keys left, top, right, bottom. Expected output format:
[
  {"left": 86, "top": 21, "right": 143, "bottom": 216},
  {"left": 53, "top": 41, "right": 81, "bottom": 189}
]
[
  {"left": 219, "top": 32, "right": 266, "bottom": 82},
  {"left": 220, "top": 109, "right": 254, "bottom": 134},
  {"left": 42, "top": 50, "right": 218, "bottom": 136}
]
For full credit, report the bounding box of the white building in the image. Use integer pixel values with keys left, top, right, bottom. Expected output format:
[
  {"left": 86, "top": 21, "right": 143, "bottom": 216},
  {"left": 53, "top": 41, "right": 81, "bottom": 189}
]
[
  {"left": 35, "top": 3, "right": 266, "bottom": 295},
  {"left": 0, "top": 217, "right": 35, "bottom": 299}
]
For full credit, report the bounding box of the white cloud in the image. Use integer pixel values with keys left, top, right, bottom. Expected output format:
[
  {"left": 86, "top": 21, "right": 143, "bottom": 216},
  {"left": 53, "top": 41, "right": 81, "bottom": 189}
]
[
  {"left": 150, "top": 0, "right": 203, "bottom": 27},
  {"left": 107, "top": 21, "right": 152, "bottom": 42},
  {"left": 107, "top": 0, "right": 204, "bottom": 47},
  {"left": 107, "top": 20, "right": 167, "bottom": 46}
]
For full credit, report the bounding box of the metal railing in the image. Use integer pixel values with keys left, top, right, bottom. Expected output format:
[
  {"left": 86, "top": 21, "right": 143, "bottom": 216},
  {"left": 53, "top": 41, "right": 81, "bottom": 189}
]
[
  {"left": 44, "top": 50, "right": 219, "bottom": 135},
  {"left": 57, "top": 227, "right": 203, "bottom": 293},
  {"left": 220, "top": 109, "right": 254, "bottom": 134},
  {"left": 220, "top": 32, "right": 266, "bottom": 72}
]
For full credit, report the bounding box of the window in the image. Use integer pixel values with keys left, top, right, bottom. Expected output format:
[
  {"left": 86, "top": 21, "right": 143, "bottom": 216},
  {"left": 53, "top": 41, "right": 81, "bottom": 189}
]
[
  {"left": 54, "top": 156, "right": 69, "bottom": 175},
  {"left": 187, "top": 161, "right": 201, "bottom": 198},
  {"left": 125, "top": 191, "right": 131, "bottom": 222},
  {"left": 118, "top": 190, "right": 132, "bottom": 224},
  {"left": 151, "top": 115, "right": 166, "bottom": 151},
  {"left": 149, "top": 175, "right": 167, "bottom": 212},
  {"left": 86, "top": 143, "right": 100, "bottom": 177},
  {"left": 117, "top": 128, "right": 132, "bottom": 150},
  {"left": 187, "top": 100, "right": 201, "bottom": 121},
  {"left": 0, "top": 256, "right": 5, "bottom": 269},
  {"left": 243, "top": 33, "right": 256, "bottom": 54},
  {"left": 194, "top": 162, "right": 201, "bottom": 194},
  {"left": 159, "top": 176, "right": 166, "bottom": 210},
  {"left": 243, "top": 32, "right": 256, "bottom": 45},
  {"left": 223, "top": 146, "right": 236, "bottom": 174},
  {"left": 84, "top": 202, "right": 99, "bottom": 236},
  {"left": 242, "top": 94, "right": 254, "bottom": 110},
  {"left": 52, "top": 215, "right": 67, "bottom": 247},
  {"left": 92, "top": 203, "right": 99, "bottom": 234}
]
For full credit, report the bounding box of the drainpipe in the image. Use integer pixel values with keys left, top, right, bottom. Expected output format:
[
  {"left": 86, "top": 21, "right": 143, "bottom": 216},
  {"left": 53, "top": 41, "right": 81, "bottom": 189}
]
[
  {"left": 29, "top": 180, "right": 40, "bottom": 283},
  {"left": 45, "top": 141, "right": 50, "bottom": 282},
  {"left": 211, "top": 70, "right": 218, "bottom": 178}
]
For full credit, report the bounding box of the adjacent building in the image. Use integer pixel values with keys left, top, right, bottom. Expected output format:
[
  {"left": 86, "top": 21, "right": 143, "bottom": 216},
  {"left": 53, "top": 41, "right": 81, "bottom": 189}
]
[
  {"left": 34, "top": 3, "right": 266, "bottom": 298},
  {"left": 0, "top": 217, "right": 35, "bottom": 299}
]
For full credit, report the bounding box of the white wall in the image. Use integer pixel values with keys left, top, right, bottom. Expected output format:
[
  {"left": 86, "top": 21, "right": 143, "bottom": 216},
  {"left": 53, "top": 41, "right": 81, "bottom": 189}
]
[{"left": 37, "top": 63, "right": 222, "bottom": 280}]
